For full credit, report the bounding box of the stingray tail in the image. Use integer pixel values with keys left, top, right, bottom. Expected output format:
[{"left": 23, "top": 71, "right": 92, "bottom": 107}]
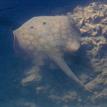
[{"left": 48, "top": 52, "right": 84, "bottom": 87}]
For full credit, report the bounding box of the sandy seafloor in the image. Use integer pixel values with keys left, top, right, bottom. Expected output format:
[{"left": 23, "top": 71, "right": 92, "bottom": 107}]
[{"left": 0, "top": 0, "right": 107, "bottom": 107}]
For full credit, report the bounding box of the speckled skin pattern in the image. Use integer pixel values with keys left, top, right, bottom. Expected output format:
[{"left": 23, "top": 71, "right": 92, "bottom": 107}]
[{"left": 13, "top": 16, "right": 80, "bottom": 56}]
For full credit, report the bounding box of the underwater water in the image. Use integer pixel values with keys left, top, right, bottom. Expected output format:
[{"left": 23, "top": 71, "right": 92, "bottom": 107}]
[{"left": 0, "top": 0, "right": 107, "bottom": 107}]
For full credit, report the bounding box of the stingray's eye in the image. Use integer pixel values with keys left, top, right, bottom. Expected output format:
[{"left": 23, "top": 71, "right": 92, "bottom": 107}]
[
  {"left": 43, "top": 22, "right": 46, "bottom": 25},
  {"left": 30, "top": 26, "right": 34, "bottom": 29}
]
